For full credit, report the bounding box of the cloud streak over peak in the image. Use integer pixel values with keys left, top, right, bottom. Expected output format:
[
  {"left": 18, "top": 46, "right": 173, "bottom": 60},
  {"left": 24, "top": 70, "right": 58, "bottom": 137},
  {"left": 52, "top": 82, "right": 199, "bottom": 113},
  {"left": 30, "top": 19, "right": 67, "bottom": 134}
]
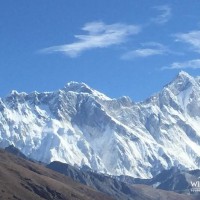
[
  {"left": 121, "top": 42, "right": 169, "bottom": 60},
  {"left": 40, "top": 22, "right": 141, "bottom": 57},
  {"left": 175, "top": 30, "right": 200, "bottom": 53},
  {"left": 162, "top": 59, "right": 200, "bottom": 70}
]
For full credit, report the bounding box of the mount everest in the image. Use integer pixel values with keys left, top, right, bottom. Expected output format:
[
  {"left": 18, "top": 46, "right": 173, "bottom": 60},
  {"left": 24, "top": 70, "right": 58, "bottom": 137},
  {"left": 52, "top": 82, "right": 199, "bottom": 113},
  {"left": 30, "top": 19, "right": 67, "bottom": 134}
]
[{"left": 1, "top": 71, "right": 200, "bottom": 178}]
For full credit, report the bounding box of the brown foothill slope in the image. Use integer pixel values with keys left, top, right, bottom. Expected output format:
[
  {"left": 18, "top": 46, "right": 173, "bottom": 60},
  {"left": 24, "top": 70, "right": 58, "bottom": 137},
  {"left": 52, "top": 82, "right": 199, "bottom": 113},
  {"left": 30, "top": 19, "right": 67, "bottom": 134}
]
[
  {"left": 0, "top": 149, "right": 199, "bottom": 200},
  {"left": 0, "top": 149, "right": 114, "bottom": 200}
]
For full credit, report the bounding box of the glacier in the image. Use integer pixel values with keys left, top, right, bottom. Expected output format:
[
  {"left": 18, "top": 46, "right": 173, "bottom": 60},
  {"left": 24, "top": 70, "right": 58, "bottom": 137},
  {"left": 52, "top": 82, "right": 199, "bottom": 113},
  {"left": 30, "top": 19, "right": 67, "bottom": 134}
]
[{"left": 1, "top": 71, "right": 200, "bottom": 178}]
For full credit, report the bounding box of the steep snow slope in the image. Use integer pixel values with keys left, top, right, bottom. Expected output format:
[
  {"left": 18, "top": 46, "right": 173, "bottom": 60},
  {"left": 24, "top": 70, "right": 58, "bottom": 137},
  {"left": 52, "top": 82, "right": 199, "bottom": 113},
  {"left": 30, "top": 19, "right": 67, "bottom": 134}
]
[{"left": 0, "top": 72, "right": 200, "bottom": 178}]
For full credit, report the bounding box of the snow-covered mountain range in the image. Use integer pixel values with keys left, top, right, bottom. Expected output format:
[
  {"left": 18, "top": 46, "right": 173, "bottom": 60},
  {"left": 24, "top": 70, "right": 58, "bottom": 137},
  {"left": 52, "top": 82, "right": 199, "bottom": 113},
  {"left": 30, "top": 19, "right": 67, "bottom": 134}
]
[{"left": 0, "top": 71, "right": 200, "bottom": 178}]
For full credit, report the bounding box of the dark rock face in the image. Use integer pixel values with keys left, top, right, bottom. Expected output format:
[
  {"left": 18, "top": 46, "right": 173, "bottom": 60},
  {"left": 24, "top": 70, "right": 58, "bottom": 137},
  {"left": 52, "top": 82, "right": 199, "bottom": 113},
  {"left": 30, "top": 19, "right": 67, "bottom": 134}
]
[
  {"left": 47, "top": 161, "right": 135, "bottom": 200},
  {"left": 5, "top": 145, "right": 27, "bottom": 159},
  {"left": 117, "top": 167, "right": 200, "bottom": 196},
  {"left": 47, "top": 161, "right": 197, "bottom": 200}
]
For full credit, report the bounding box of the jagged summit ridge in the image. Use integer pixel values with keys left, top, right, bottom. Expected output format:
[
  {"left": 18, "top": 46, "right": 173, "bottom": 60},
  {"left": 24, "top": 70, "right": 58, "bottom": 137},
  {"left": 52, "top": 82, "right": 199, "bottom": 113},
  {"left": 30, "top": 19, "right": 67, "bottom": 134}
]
[
  {"left": 64, "top": 81, "right": 93, "bottom": 93},
  {"left": 64, "top": 81, "right": 111, "bottom": 100},
  {"left": 166, "top": 71, "right": 197, "bottom": 94},
  {"left": 177, "top": 70, "right": 192, "bottom": 78},
  {"left": 1, "top": 71, "right": 200, "bottom": 178}
]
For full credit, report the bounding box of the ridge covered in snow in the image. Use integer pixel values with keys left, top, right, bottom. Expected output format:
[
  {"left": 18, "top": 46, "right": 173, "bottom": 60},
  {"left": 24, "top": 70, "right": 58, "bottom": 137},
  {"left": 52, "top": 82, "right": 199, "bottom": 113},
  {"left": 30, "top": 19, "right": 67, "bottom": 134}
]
[{"left": 1, "top": 72, "right": 200, "bottom": 178}]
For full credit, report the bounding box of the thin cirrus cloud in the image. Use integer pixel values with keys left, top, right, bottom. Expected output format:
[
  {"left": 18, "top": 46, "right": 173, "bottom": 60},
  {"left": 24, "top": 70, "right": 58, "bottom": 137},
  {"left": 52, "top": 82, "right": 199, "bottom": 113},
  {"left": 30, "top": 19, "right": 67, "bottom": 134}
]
[
  {"left": 121, "top": 42, "right": 168, "bottom": 60},
  {"left": 40, "top": 22, "right": 141, "bottom": 57},
  {"left": 162, "top": 59, "right": 200, "bottom": 70},
  {"left": 164, "top": 30, "right": 200, "bottom": 70},
  {"left": 175, "top": 30, "right": 200, "bottom": 53},
  {"left": 151, "top": 5, "right": 172, "bottom": 24}
]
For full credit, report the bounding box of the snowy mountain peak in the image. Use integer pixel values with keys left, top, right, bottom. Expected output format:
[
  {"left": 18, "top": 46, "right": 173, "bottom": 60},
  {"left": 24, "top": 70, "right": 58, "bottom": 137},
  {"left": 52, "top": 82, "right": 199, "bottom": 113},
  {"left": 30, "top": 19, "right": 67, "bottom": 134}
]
[
  {"left": 64, "top": 81, "right": 111, "bottom": 100},
  {"left": 1, "top": 72, "right": 200, "bottom": 179},
  {"left": 165, "top": 71, "right": 196, "bottom": 95},
  {"left": 177, "top": 71, "right": 191, "bottom": 79},
  {"left": 117, "top": 96, "right": 133, "bottom": 106},
  {"left": 64, "top": 81, "right": 93, "bottom": 94},
  {"left": 174, "top": 71, "right": 194, "bottom": 85},
  {"left": 9, "top": 90, "right": 27, "bottom": 97}
]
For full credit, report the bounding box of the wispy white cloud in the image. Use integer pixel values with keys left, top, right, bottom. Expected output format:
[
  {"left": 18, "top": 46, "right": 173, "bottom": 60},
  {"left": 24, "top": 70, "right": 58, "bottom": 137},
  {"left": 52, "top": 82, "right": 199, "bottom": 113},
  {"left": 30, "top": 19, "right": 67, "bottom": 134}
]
[
  {"left": 121, "top": 42, "right": 168, "bottom": 60},
  {"left": 175, "top": 30, "right": 200, "bottom": 53},
  {"left": 151, "top": 5, "right": 172, "bottom": 24},
  {"left": 121, "top": 48, "right": 164, "bottom": 60},
  {"left": 40, "top": 22, "right": 141, "bottom": 57},
  {"left": 162, "top": 59, "right": 200, "bottom": 70}
]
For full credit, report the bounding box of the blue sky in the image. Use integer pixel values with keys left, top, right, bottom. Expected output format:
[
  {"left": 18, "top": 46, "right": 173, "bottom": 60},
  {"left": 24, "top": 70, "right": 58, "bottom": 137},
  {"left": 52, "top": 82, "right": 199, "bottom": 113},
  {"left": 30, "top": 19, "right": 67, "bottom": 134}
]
[{"left": 1, "top": 1, "right": 200, "bottom": 101}]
